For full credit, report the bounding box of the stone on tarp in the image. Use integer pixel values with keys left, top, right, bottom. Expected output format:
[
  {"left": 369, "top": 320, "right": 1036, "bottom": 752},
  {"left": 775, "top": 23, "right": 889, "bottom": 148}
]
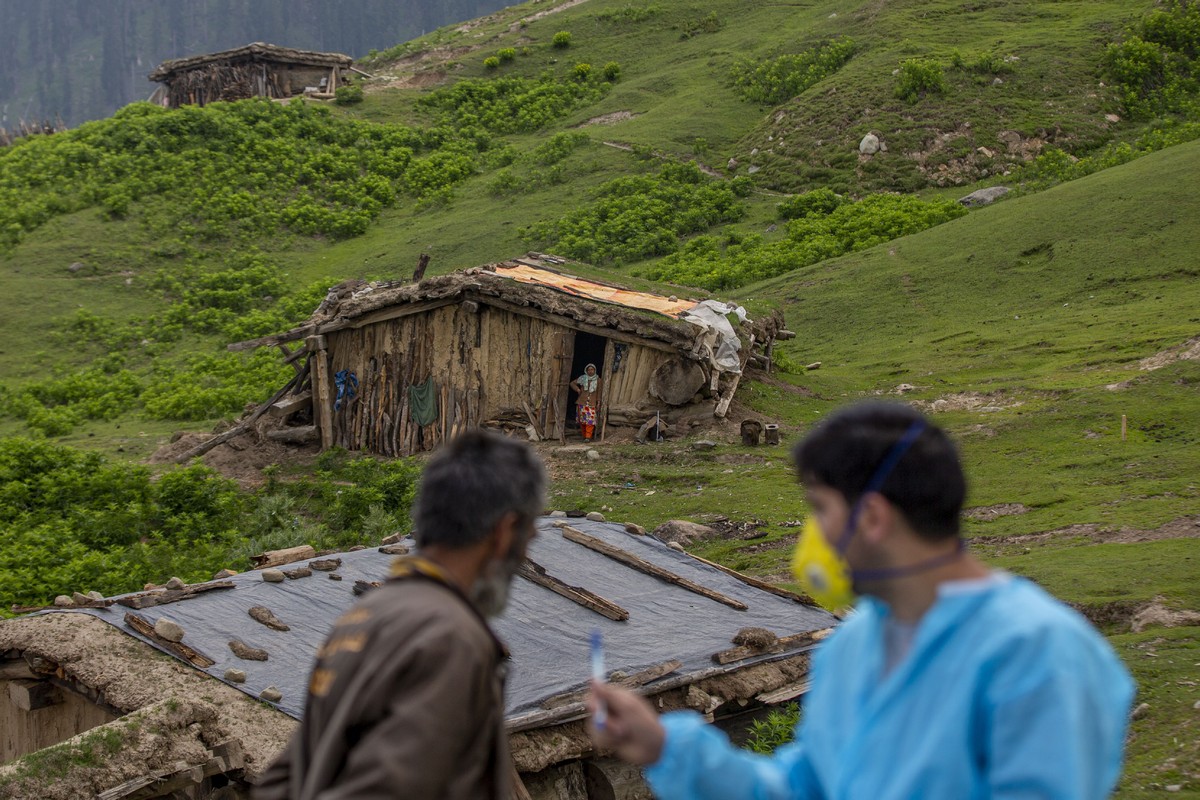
[
  {"left": 248, "top": 606, "right": 290, "bottom": 631},
  {"left": 165, "top": 577, "right": 185, "bottom": 590},
  {"left": 261, "top": 569, "right": 285, "bottom": 583},
  {"left": 260, "top": 686, "right": 283, "bottom": 702},
  {"left": 229, "top": 640, "right": 268, "bottom": 661},
  {"left": 586, "top": 512, "right": 606, "bottom": 522},
  {"left": 154, "top": 618, "right": 186, "bottom": 643},
  {"left": 224, "top": 668, "right": 247, "bottom": 683}
]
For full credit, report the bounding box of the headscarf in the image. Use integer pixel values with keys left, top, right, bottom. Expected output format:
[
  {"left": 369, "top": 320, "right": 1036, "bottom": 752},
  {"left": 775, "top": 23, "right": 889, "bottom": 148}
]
[{"left": 577, "top": 364, "right": 599, "bottom": 392}]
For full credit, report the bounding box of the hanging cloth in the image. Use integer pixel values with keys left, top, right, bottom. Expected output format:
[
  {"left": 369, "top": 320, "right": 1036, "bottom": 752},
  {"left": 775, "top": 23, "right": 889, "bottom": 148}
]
[
  {"left": 333, "top": 370, "right": 358, "bottom": 412},
  {"left": 408, "top": 377, "right": 438, "bottom": 426}
]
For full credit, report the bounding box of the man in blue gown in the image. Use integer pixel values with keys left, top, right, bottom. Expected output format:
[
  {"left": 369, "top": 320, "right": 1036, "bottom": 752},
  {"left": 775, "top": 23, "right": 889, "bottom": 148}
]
[{"left": 590, "top": 402, "right": 1134, "bottom": 800}]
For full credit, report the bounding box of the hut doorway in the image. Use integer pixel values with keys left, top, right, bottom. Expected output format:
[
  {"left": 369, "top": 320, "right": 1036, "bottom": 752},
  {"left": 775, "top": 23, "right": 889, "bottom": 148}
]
[{"left": 566, "top": 332, "right": 607, "bottom": 434}]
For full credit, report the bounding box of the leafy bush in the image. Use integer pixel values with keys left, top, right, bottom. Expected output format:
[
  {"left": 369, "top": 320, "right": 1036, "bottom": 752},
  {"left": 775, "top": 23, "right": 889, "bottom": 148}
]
[
  {"left": 530, "top": 131, "right": 589, "bottom": 165},
  {"left": 777, "top": 187, "right": 845, "bottom": 220},
  {"left": 0, "top": 99, "right": 469, "bottom": 250},
  {"left": 603, "top": 61, "right": 622, "bottom": 82},
  {"left": 521, "top": 161, "right": 746, "bottom": 264},
  {"left": 141, "top": 349, "right": 291, "bottom": 421},
  {"left": 484, "top": 56, "right": 501, "bottom": 70},
  {"left": 1021, "top": 118, "right": 1200, "bottom": 189},
  {"left": 682, "top": 11, "right": 724, "bottom": 39},
  {"left": 497, "top": 47, "right": 517, "bottom": 63},
  {"left": 731, "top": 38, "right": 857, "bottom": 105},
  {"left": 553, "top": 31, "right": 573, "bottom": 48},
  {"left": 0, "top": 438, "right": 421, "bottom": 611},
  {"left": 1105, "top": 1, "right": 1200, "bottom": 119},
  {"left": 418, "top": 76, "right": 607, "bottom": 135},
  {"left": 745, "top": 703, "right": 801, "bottom": 754},
  {"left": 648, "top": 193, "right": 967, "bottom": 290},
  {"left": 895, "top": 58, "right": 948, "bottom": 103},
  {"left": 574, "top": 62, "right": 594, "bottom": 81},
  {"left": 334, "top": 83, "right": 364, "bottom": 105}
]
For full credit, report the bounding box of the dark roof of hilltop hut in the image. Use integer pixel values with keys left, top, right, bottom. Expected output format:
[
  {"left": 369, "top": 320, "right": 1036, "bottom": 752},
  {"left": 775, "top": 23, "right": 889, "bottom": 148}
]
[{"left": 148, "top": 42, "right": 353, "bottom": 82}]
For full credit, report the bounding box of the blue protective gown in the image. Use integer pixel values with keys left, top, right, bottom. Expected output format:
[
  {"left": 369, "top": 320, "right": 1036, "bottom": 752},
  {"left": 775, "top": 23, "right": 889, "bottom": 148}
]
[{"left": 645, "top": 575, "right": 1134, "bottom": 800}]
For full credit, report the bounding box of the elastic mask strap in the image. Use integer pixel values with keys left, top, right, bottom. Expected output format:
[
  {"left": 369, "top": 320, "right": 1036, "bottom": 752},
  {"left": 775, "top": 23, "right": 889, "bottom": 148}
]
[
  {"left": 835, "top": 420, "right": 927, "bottom": 555},
  {"left": 852, "top": 538, "right": 966, "bottom": 581}
]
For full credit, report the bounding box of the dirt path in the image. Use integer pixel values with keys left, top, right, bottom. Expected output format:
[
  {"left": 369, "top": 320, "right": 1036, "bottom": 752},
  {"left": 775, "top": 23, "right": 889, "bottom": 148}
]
[{"left": 976, "top": 515, "right": 1200, "bottom": 545}]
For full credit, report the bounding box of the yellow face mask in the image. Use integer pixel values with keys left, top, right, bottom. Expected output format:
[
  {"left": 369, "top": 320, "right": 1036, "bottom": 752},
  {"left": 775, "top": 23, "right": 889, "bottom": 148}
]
[{"left": 791, "top": 517, "right": 855, "bottom": 613}]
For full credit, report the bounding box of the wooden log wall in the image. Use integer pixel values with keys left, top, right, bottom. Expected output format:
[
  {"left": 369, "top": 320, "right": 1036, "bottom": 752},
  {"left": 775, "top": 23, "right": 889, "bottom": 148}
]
[
  {"left": 322, "top": 304, "right": 575, "bottom": 456},
  {"left": 605, "top": 344, "right": 672, "bottom": 408}
]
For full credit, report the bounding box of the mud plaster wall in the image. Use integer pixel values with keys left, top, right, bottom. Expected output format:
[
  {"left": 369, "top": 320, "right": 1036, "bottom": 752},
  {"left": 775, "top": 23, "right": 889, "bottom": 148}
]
[{"left": 1, "top": 681, "right": 117, "bottom": 763}]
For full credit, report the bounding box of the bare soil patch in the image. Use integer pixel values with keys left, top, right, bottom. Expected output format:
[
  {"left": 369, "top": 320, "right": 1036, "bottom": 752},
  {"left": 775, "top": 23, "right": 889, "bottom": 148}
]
[
  {"left": 964, "top": 503, "right": 1030, "bottom": 521},
  {"left": 913, "top": 391, "right": 1024, "bottom": 413},
  {"left": 577, "top": 111, "right": 639, "bottom": 127},
  {"left": 509, "top": 0, "right": 593, "bottom": 30},
  {"left": 980, "top": 515, "right": 1200, "bottom": 545},
  {"left": 1138, "top": 334, "right": 1200, "bottom": 371}
]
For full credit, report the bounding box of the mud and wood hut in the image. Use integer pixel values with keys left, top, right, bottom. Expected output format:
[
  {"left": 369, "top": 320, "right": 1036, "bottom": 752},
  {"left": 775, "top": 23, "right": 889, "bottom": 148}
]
[
  {"left": 227, "top": 256, "right": 791, "bottom": 457},
  {"left": 0, "top": 518, "right": 834, "bottom": 799},
  {"left": 148, "top": 42, "right": 355, "bottom": 107}
]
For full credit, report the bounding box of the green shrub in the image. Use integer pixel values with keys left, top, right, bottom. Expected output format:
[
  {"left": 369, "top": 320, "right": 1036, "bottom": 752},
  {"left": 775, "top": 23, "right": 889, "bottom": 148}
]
[
  {"left": 497, "top": 47, "right": 517, "bottom": 63},
  {"left": 648, "top": 193, "right": 967, "bottom": 290},
  {"left": 777, "top": 187, "right": 845, "bottom": 219},
  {"left": 418, "top": 76, "right": 607, "bottom": 135},
  {"left": 596, "top": 4, "right": 661, "bottom": 23},
  {"left": 334, "top": 84, "right": 364, "bottom": 105},
  {"left": 731, "top": 38, "right": 856, "bottom": 105},
  {"left": 745, "top": 703, "right": 801, "bottom": 754},
  {"left": 521, "top": 161, "right": 746, "bottom": 264},
  {"left": 553, "top": 31, "right": 572, "bottom": 48},
  {"left": 484, "top": 56, "right": 501, "bottom": 70},
  {"left": 574, "top": 62, "right": 593, "bottom": 80},
  {"left": 603, "top": 61, "right": 622, "bottom": 82},
  {"left": 682, "top": 11, "right": 724, "bottom": 39},
  {"left": 1105, "top": 2, "right": 1200, "bottom": 119},
  {"left": 142, "top": 349, "right": 290, "bottom": 421},
  {"left": 530, "top": 131, "right": 589, "bottom": 165},
  {"left": 895, "top": 58, "right": 948, "bottom": 103}
]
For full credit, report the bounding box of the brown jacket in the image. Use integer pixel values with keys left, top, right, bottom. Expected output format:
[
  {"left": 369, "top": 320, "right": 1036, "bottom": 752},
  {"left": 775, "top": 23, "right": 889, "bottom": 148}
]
[{"left": 255, "top": 558, "right": 509, "bottom": 800}]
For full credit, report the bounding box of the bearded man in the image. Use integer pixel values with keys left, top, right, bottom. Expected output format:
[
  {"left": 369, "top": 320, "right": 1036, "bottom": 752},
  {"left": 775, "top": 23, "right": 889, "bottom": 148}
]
[{"left": 256, "top": 430, "right": 545, "bottom": 800}]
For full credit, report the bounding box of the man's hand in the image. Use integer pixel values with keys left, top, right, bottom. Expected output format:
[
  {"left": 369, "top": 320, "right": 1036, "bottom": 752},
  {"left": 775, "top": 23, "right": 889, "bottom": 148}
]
[{"left": 587, "top": 680, "right": 666, "bottom": 766}]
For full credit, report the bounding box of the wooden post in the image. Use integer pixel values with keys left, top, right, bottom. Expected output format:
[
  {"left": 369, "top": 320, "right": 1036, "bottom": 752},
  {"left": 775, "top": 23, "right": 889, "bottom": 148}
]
[
  {"left": 308, "top": 335, "right": 333, "bottom": 449},
  {"left": 599, "top": 338, "right": 615, "bottom": 442},
  {"left": 1121, "top": 414, "right": 1127, "bottom": 440}
]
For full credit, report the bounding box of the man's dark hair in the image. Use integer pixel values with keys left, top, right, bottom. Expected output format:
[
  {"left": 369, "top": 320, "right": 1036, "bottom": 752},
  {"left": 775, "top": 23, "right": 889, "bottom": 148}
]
[
  {"left": 413, "top": 429, "right": 546, "bottom": 549},
  {"left": 792, "top": 402, "right": 966, "bottom": 540}
]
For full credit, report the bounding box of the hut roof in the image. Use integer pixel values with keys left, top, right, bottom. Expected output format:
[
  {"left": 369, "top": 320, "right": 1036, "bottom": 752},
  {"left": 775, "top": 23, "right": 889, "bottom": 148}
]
[
  {"left": 28, "top": 517, "right": 833, "bottom": 720},
  {"left": 149, "top": 42, "right": 353, "bottom": 81},
  {"left": 229, "top": 256, "right": 738, "bottom": 356}
]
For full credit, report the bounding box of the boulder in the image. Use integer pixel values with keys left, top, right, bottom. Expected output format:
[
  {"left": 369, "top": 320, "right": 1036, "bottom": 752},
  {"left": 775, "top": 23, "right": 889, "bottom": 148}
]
[
  {"left": 53, "top": 595, "right": 75, "bottom": 608},
  {"left": 648, "top": 357, "right": 706, "bottom": 406},
  {"left": 858, "top": 133, "right": 881, "bottom": 155},
  {"left": 165, "top": 577, "right": 185, "bottom": 590},
  {"left": 653, "top": 520, "right": 716, "bottom": 546},
  {"left": 958, "top": 186, "right": 1011, "bottom": 207},
  {"left": 586, "top": 449, "right": 601, "bottom": 462},
  {"left": 260, "top": 686, "right": 283, "bottom": 703},
  {"left": 261, "top": 569, "right": 285, "bottom": 583},
  {"left": 224, "top": 668, "right": 247, "bottom": 684},
  {"left": 585, "top": 512, "right": 606, "bottom": 522}
]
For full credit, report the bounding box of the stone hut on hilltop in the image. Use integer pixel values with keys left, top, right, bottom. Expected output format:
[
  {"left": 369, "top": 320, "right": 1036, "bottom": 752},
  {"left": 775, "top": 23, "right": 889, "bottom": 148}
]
[
  {"left": 229, "top": 255, "right": 790, "bottom": 456},
  {"left": 148, "top": 42, "right": 355, "bottom": 107},
  {"left": 0, "top": 517, "right": 834, "bottom": 799}
]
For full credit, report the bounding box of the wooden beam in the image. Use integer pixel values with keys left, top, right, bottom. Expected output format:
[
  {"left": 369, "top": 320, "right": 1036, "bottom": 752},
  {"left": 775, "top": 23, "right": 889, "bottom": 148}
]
[
  {"left": 683, "top": 552, "right": 818, "bottom": 607},
  {"left": 316, "top": 297, "right": 459, "bottom": 334},
  {"left": 0, "top": 660, "right": 36, "bottom": 681},
  {"left": 115, "top": 581, "right": 234, "bottom": 610},
  {"left": 123, "top": 613, "right": 215, "bottom": 669},
  {"left": 308, "top": 339, "right": 334, "bottom": 449},
  {"left": 510, "top": 762, "right": 534, "bottom": 800},
  {"left": 599, "top": 338, "right": 615, "bottom": 442},
  {"left": 517, "top": 559, "right": 629, "bottom": 622},
  {"left": 226, "top": 325, "right": 314, "bottom": 352},
  {"left": 541, "top": 658, "right": 682, "bottom": 709},
  {"left": 559, "top": 526, "right": 747, "bottom": 611},
  {"left": 268, "top": 390, "right": 313, "bottom": 418},
  {"left": 173, "top": 373, "right": 301, "bottom": 464},
  {"left": 250, "top": 545, "right": 316, "bottom": 569},
  {"left": 475, "top": 295, "right": 679, "bottom": 353},
  {"left": 756, "top": 679, "right": 812, "bottom": 704}
]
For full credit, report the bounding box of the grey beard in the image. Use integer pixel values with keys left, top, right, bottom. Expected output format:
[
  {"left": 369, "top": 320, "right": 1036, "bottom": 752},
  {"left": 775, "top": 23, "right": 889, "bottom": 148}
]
[{"left": 469, "top": 553, "right": 521, "bottom": 618}]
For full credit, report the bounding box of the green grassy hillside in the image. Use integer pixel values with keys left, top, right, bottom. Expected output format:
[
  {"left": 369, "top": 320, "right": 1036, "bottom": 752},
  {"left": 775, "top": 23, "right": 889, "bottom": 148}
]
[{"left": 1, "top": 0, "right": 1198, "bottom": 793}]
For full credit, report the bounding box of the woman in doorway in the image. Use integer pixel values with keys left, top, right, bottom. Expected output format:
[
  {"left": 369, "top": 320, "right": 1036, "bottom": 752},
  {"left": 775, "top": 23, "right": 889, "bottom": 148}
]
[{"left": 570, "top": 363, "right": 601, "bottom": 441}]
